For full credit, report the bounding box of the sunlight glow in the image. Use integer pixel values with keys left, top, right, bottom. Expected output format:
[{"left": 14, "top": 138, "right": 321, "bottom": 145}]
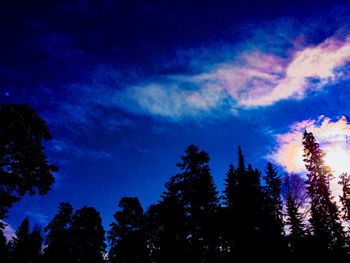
[
  {"left": 324, "top": 145, "right": 350, "bottom": 176},
  {"left": 271, "top": 116, "right": 350, "bottom": 198}
]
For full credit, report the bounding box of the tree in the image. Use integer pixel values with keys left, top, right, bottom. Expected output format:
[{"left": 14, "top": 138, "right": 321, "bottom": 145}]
[
  {"left": 108, "top": 197, "right": 149, "bottom": 263},
  {"left": 339, "top": 172, "right": 350, "bottom": 222},
  {"left": 10, "top": 217, "right": 43, "bottom": 263},
  {"left": 148, "top": 189, "right": 188, "bottom": 263},
  {"left": 262, "top": 162, "right": 286, "bottom": 254},
  {"left": 70, "top": 206, "right": 106, "bottom": 263},
  {"left": 223, "top": 164, "right": 237, "bottom": 209},
  {"left": 155, "top": 145, "right": 219, "bottom": 263},
  {"left": 282, "top": 173, "right": 307, "bottom": 255},
  {"left": 0, "top": 104, "right": 58, "bottom": 219},
  {"left": 44, "top": 202, "right": 74, "bottom": 263},
  {"left": 226, "top": 147, "right": 265, "bottom": 257},
  {"left": 221, "top": 164, "right": 237, "bottom": 258},
  {"left": 302, "top": 130, "right": 344, "bottom": 253}
]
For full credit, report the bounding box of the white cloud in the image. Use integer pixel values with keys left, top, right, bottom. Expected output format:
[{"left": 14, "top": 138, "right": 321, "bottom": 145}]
[
  {"left": 1, "top": 221, "right": 16, "bottom": 241},
  {"left": 270, "top": 115, "right": 350, "bottom": 197}
]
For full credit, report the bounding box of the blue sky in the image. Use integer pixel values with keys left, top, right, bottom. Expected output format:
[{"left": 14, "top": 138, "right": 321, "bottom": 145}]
[{"left": 2, "top": 0, "right": 350, "bottom": 233}]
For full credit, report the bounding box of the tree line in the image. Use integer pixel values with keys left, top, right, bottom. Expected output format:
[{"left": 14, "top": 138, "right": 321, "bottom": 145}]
[{"left": 2, "top": 104, "right": 350, "bottom": 262}]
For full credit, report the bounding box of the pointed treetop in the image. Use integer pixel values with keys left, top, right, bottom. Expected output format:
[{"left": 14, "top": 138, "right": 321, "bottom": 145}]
[{"left": 237, "top": 146, "right": 245, "bottom": 172}]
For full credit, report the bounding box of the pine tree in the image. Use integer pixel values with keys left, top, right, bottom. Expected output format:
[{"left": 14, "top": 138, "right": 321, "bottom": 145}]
[
  {"left": 10, "top": 217, "right": 30, "bottom": 262},
  {"left": 70, "top": 207, "right": 106, "bottom": 263},
  {"left": 27, "top": 226, "right": 43, "bottom": 263},
  {"left": 108, "top": 197, "right": 149, "bottom": 263},
  {"left": 10, "top": 217, "right": 43, "bottom": 263},
  {"left": 282, "top": 173, "right": 307, "bottom": 256},
  {"left": 262, "top": 162, "right": 286, "bottom": 254},
  {"left": 157, "top": 145, "right": 219, "bottom": 263},
  {"left": 221, "top": 164, "right": 237, "bottom": 259},
  {"left": 302, "top": 130, "right": 344, "bottom": 253},
  {"left": 339, "top": 172, "right": 350, "bottom": 222},
  {"left": 223, "top": 147, "right": 265, "bottom": 258},
  {"left": 44, "top": 202, "right": 74, "bottom": 263},
  {"left": 223, "top": 164, "right": 237, "bottom": 209}
]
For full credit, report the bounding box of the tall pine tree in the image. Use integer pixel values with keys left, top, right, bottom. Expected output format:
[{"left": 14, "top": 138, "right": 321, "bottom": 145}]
[
  {"left": 262, "top": 162, "right": 286, "bottom": 255},
  {"left": 223, "top": 147, "right": 265, "bottom": 258},
  {"left": 10, "top": 217, "right": 43, "bottom": 263},
  {"left": 70, "top": 207, "right": 106, "bottom": 263},
  {"left": 339, "top": 172, "right": 350, "bottom": 222},
  {"left": 302, "top": 130, "right": 344, "bottom": 254},
  {"left": 158, "top": 145, "right": 219, "bottom": 263},
  {"left": 44, "top": 202, "right": 74, "bottom": 263},
  {"left": 108, "top": 197, "right": 149, "bottom": 263}
]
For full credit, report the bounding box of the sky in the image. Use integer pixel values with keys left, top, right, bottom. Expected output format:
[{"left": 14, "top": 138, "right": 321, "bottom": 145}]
[{"left": 2, "top": 0, "right": 350, "bottom": 237}]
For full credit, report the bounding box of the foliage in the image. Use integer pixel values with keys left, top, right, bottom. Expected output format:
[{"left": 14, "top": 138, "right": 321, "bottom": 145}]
[{"left": 0, "top": 104, "right": 57, "bottom": 219}]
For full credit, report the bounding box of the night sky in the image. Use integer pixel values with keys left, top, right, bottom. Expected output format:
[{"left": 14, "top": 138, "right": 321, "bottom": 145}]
[{"left": 2, "top": 0, "right": 350, "bottom": 235}]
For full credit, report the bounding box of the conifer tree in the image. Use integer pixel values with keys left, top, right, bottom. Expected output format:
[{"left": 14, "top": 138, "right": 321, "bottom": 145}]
[
  {"left": 224, "top": 147, "right": 265, "bottom": 258},
  {"left": 221, "top": 164, "right": 237, "bottom": 258},
  {"left": 44, "top": 202, "right": 74, "bottom": 263},
  {"left": 302, "top": 130, "right": 344, "bottom": 253},
  {"left": 70, "top": 207, "right": 106, "bottom": 263},
  {"left": 223, "top": 164, "right": 237, "bottom": 209},
  {"left": 108, "top": 197, "right": 149, "bottom": 263},
  {"left": 10, "top": 217, "right": 43, "bottom": 263},
  {"left": 262, "top": 162, "right": 286, "bottom": 254},
  {"left": 339, "top": 172, "right": 350, "bottom": 222},
  {"left": 150, "top": 188, "right": 188, "bottom": 263},
  {"left": 158, "top": 145, "right": 219, "bottom": 263},
  {"left": 282, "top": 174, "right": 307, "bottom": 256}
]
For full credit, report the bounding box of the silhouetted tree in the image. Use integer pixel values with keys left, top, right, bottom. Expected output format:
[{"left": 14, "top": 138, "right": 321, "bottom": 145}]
[
  {"left": 339, "top": 172, "right": 350, "bottom": 222},
  {"left": 44, "top": 202, "right": 73, "bottom": 263},
  {"left": 262, "top": 162, "right": 286, "bottom": 255},
  {"left": 10, "top": 217, "right": 43, "bottom": 263},
  {"left": 70, "top": 206, "right": 106, "bottom": 263},
  {"left": 148, "top": 191, "right": 188, "bottom": 263},
  {"left": 282, "top": 173, "right": 307, "bottom": 256},
  {"left": 108, "top": 197, "right": 149, "bottom": 263},
  {"left": 227, "top": 147, "right": 265, "bottom": 258},
  {"left": 223, "top": 164, "right": 237, "bottom": 209},
  {"left": 0, "top": 104, "right": 57, "bottom": 219},
  {"left": 221, "top": 164, "right": 237, "bottom": 259},
  {"left": 156, "top": 145, "right": 219, "bottom": 263},
  {"left": 303, "top": 130, "right": 345, "bottom": 254}
]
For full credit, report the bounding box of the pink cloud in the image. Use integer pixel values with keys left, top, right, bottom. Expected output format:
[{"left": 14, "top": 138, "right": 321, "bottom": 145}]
[
  {"left": 237, "top": 36, "right": 350, "bottom": 106},
  {"left": 119, "top": 34, "right": 350, "bottom": 118}
]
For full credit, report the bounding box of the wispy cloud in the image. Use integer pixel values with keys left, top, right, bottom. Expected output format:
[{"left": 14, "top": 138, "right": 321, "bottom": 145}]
[
  {"left": 48, "top": 139, "right": 113, "bottom": 160},
  {"left": 237, "top": 35, "right": 350, "bottom": 106},
  {"left": 113, "top": 33, "right": 350, "bottom": 118}
]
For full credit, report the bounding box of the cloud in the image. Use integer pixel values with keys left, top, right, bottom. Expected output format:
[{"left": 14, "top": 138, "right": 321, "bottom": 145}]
[
  {"left": 116, "top": 34, "right": 350, "bottom": 118},
  {"left": 237, "top": 36, "right": 350, "bottom": 107},
  {"left": 119, "top": 83, "right": 231, "bottom": 119},
  {"left": 0, "top": 221, "right": 16, "bottom": 241},
  {"left": 48, "top": 139, "right": 113, "bottom": 160},
  {"left": 269, "top": 115, "right": 350, "bottom": 197}
]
